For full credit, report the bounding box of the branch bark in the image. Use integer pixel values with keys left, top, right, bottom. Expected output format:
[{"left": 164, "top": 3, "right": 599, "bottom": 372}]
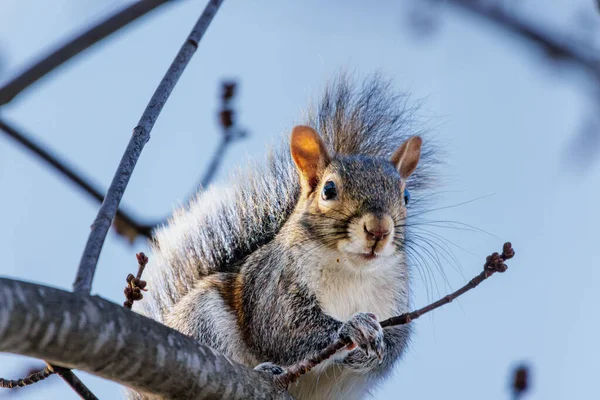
[
  {"left": 73, "top": 0, "right": 225, "bottom": 294},
  {"left": 0, "top": 0, "right": 172, "bottom": 105},
  {"left": 0, "top": 278, "right": 290, "bottom": 399}
]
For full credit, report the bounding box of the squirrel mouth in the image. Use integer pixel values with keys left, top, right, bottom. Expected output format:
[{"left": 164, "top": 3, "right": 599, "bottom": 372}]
[{"left": 360, "top": 250, "right": 379, "bottom": 260}]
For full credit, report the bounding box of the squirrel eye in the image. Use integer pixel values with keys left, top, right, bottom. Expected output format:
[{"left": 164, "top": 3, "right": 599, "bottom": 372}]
[
  {"left": 322, "top": 181, "right": 337, "bottom": 200},
  {"left": 403, "top": 188, "right": 411, "bottom": 205}
]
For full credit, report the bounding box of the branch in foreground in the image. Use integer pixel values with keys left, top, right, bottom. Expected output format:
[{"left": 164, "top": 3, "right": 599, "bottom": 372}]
[
  {"left": 0, "top": 0, "right": 171, "bottom": 105},
  {"left": 276, "top": 242, "right": 515, "bottom": 387},
  {"left": 0, "top": 278, "right": 291, "bottom": 400},
  {"left": 73, "top": 0, "right": 225, "bottom": 294}
]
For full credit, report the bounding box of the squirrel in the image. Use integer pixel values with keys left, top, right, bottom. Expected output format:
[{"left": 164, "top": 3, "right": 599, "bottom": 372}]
[{"left": 132, "top": 75, "right": 436, "bottom": 400}]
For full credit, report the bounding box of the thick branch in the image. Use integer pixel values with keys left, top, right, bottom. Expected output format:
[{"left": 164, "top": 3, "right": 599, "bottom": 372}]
[
  {"left": 73, "top": 0, "right": 225, "bottom": 294},
  {"left": 0, "top": 0, "right": 171, "bottom": 105},
  {"left": 0, "top": 278, "right": 290, "bottom": 400}
]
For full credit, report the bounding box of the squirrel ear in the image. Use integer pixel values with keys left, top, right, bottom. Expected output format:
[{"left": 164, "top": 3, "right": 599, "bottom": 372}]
[
  {"left": 391, "top": 136, "right": 422, "bottom": 179},
  {"left": 290, "top": 125, "right": 330, "bottom": 191}
]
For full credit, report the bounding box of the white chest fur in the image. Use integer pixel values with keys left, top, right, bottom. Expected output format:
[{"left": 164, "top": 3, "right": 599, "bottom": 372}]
[{"left": 307, "top": 252, "right": 409, "bottom": 322}]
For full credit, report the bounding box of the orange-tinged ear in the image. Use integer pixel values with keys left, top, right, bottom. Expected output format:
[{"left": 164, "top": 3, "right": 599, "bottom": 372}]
[
  {"left": 290, "top": 125, "right": 330, "bottom": 191},
  {"left": 391, "top": 136, "right": 422, "bottom": 179}
]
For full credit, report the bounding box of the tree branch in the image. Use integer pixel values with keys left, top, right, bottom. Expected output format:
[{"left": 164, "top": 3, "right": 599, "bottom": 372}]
[
  {"left": 0, "top": 0, "right": 172, "bottom": 105},
  {"left": 73, "top": 0, "right": 225, "bottom": 294},
  {"left": 0, "top": 278, "right": 291, "bottom": 399}
]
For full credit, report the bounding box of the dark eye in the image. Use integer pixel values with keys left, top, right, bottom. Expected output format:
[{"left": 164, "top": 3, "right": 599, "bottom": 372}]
[
  {"left": 403, "top": 188, "right": 411, "bottom": 205},
  {"left": 322, "top": 181, "right": 337, "bottom": 200}
]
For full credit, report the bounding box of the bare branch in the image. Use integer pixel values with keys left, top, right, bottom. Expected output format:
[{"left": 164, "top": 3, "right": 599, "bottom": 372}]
[
  {"left": 73, "top": 0, "right": 225, "bottom": 294},
  {"left": 0, "top": 118, "right": 153, "bottom": 239},
  {"left": 277, "top": 242, "right": 515, "bottom": 387},
  {"left": 0, "top": 278, "right": 291, "bottom": 399},
  {"left": 0, "top": 365, "right": 54, "bottom": 388},
  {"left": 0, "top": 0, "right": 172, "bottom": 105},
  {"left": 440, "top": 0, "right": 600, "bottom": 82},
  {"left": 51, "top": 367, "right": 99, "bottom": 400}
]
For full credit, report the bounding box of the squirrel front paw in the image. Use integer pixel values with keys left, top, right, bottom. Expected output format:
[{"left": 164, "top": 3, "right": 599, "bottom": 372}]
[
  {"left": 254, "top": 362, "right": 285, "bottom": 376},
  {"left": 338, "top": 312, "right": 385, "bottom": 363}
]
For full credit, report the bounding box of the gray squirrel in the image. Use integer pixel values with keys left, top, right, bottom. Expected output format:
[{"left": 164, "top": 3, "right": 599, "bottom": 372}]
[{"left": 133, "top": 75, "right": 437, "bottom": 400}]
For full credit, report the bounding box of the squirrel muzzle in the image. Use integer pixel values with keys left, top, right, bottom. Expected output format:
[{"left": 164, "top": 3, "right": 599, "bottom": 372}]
[{"left": 357, "top": 214, "right": 395, "bottom": 258}]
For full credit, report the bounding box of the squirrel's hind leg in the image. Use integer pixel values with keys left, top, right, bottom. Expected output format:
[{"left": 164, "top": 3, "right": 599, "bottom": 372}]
[{"left": 163, "top": 273, "right": 258, "bottom": 367}]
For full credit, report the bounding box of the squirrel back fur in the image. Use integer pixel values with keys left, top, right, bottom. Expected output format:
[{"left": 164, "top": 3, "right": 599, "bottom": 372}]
[{"left": 141, "top": 74, "right": 437, "bottom": 327}]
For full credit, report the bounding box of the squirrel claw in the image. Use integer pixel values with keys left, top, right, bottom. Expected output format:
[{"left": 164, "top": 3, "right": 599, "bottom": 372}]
[
  {"left": 375, "top": 347, "right": 384, "bottom": 364},
  {"left": 339, "top": 312, "right": 385, "bottom": 364},
  {"left": 254, "top": 362, "right": 285, "bottom": 376}
]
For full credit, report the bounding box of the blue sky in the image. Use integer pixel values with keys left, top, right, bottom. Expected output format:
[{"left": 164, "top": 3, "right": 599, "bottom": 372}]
[{"left": 0, "top": 0, "right": 598, "bottom": 399}]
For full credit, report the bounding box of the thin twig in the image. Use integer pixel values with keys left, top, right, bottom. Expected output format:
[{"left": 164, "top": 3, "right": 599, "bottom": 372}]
[
  {"left": 0, "top": 365, "right": 97, "bottom": 400},
  {"left": 52, "top": 367, "right": 99, "bottom": 400},
  {"left": 276, "top": 242, "right": 515, "bottom": 387},
  {"left": 123, "top": 252, "right": 149, "bottom": 309},
  {"left": 0, "top": 0, "right": 171, "bottom": 105},
  {"left": 0, "top": 365, "right": 54, "bottom": 388},
  {"left": 0, "top": 118, "right": 152, "bottom": 239},
  {"left": 73, "top": 0, "right": 225, "bottom": 294}
]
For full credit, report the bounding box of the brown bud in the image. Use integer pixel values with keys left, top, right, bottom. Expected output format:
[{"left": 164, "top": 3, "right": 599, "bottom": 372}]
[
  {"left": 222, "top": 82, "right": 236, "bottom": 101},
  {"left": 502, "top": 242, "right": 515, "bottom": 260},
  {"left": 512, "top": 365, "right": 529, "bottom": 394},
  {"left": 136, "top": 252, "right": 149, "bottom": 266},
  {"left": 220, "top": 109, "right": 234, "bottom": 129}
]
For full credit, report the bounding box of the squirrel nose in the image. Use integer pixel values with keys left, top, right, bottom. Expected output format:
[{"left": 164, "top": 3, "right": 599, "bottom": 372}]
[{"left": 363, "top": 220, "right": 391, "bottom": 241}]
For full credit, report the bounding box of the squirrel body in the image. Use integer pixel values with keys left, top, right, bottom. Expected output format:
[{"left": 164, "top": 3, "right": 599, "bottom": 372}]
[{"left": 135, "top": 75, "right": 436, "bottom": 400}]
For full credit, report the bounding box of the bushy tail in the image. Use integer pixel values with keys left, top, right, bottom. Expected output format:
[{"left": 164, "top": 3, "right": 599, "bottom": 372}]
[{"left": 139, "top": 73, "right": 438, "bottom": 323}]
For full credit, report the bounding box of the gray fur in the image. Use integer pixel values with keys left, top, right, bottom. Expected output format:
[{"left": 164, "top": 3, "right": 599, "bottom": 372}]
[{"left": 134, "top": 74, "right": 438, "bottom": 400}]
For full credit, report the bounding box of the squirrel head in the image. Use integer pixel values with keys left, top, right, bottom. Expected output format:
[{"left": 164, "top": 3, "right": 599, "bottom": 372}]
[{"left": 290, "top": 125, "right": 422, "bottom": 265}]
